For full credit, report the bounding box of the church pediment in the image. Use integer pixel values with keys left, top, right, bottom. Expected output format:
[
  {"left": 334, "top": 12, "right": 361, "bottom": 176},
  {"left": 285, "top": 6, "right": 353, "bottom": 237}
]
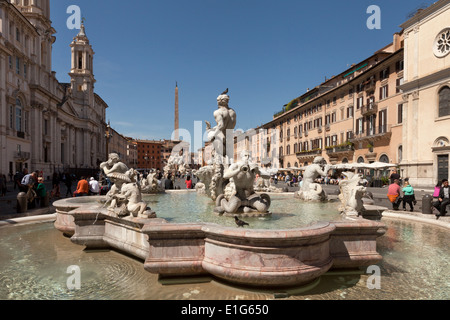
[{"left": 58, "top": 98, "right": 79, "bottom": 118}]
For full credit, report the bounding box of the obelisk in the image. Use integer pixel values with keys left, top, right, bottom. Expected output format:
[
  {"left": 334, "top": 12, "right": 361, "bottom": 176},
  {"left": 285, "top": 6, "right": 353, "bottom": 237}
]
[{"left": 174, "top": 82, "right": 179, "bottom": 141}]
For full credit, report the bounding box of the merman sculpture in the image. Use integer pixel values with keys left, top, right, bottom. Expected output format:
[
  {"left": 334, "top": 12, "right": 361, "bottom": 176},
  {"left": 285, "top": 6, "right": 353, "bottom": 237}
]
[{"left": 215, "top": 151, "right": 271, "bottom": 215}]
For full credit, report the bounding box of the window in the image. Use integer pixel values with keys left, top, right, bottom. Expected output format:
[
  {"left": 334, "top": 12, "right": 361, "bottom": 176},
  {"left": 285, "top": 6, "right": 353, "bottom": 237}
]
[
  {"left": 9, "top": 106, "right": 13, "bottom": 128},
  {"left": 398, "top": 104, "right": 403, "bottom": 124},
  {"left": 380, "top": 85, "right": 389, "bottom": 100},
  {"left": 380, "top": 67, "right": 390, "bottom": 80},
  {"left": 8, "top": 56, "right": 12, "bottom": 69},
  {"left": 396, "top": 78, "right": 404, "bottom": 93},
  {"left": 356, "top": 118, "right": 364, "bottom": 135},
  {"left": 16, "top": 106, "right": 22, "bottom": 132},
  {"left": 16, "top": 57, "right": 20, "bottom": 75},
  {"left": 347, "top": 106, "right": 354, "bottom": 118},
  {"left": 379, "top": 155, "right": 389, "bottom": 163},
  {"left": 379, "top": 109, "right": 387, "bottom": 133},
  {"left": 357, "top": 96, "right": 363, "bottom": 109},
  {"left": 396, "top": 60, "right": 404, "bottom": 72},
  {"left": 438, "top": 86, "right": 450, "bottom": 117}
]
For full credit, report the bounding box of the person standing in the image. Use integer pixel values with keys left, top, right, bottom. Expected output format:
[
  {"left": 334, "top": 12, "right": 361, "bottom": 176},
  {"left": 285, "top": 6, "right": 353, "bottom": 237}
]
[
  {"left": 51, "top": 172, "right": 61, "bottom": 199},
  {"left": 390, "top": 169, "right": 400, "bottom": 184},
  {"left": 164, "top": 174, "right": 174, "bottom": 190},
  {"left": 35, "top": 177, "right": 47, "bottom": 207},
  {"left": 185, "top": 175, "right": 193, "bottom": 189},
  {"left": 436, "top": 179, "right": 450, "bottom": 220},
  {"left": 63, "top": 172, "right": 73, "bottom": 197},
  {"left": 402, "top": 181, "right": 415, "bottom": 212},
  {"left": 0, "top": 173, "right": 6, "bottom": 197},
  {"left": 387, "top": 179, "right": 402, "bottom": 210}
]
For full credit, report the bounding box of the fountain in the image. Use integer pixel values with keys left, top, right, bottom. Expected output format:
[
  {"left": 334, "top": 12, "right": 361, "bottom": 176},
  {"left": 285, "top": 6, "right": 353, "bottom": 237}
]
[{"left": 52, "top": 89, "right": 387, "bottom": 289}]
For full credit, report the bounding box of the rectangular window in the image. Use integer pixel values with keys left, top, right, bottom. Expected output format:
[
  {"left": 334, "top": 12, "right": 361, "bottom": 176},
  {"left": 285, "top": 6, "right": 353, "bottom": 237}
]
[
  {"left": 347, "top": 106, "right": 354, "bottom": 118},
  {"left": 15, "top": 107, "right": 22, "bottom": 132},
  {"left": 396, "top": 60, "right": 404, "bottom": 72},
  {"left": 357, "top": 96, "right": 363, "bottom": 109},
  {"left": 379, "top": 109, "right": 387, "bottom": 133},
  {"left": 356, "top": 118, "right": 364, "bottom": 135},
  {"left": 398, "top": 104, "right": 403, "bottom": 124},
  {"left": 9, "top": 106, "right": 14, "bottom": 128},
  {"left": 8, "top": 56, "right": 12, "bottom": 69},
  {"left": 24, "top": 63, "right": 27, "bottom": 78},
  {"left": 396, "top": 78, "right": 404, "bottom": 93},
  {"left": 16, "top": 57, "right": 20, "bottom": 75},
  {"left": 380, "top": 85, "right": 389, "bottom": 100},
  {"left": 380, "top": 67, "right": 390, "bottom": 80}
]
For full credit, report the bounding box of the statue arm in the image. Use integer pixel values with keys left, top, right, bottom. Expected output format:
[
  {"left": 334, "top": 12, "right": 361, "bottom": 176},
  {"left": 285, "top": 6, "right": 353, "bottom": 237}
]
[{"left": 223, "top": 164, "right": 240, "bottom": 180}]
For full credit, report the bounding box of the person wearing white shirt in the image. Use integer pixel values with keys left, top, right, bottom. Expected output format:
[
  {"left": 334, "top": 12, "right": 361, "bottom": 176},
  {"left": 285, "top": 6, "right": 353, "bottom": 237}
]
[{"left": 89, "top": 177, "right": 100, "bottom": 195}]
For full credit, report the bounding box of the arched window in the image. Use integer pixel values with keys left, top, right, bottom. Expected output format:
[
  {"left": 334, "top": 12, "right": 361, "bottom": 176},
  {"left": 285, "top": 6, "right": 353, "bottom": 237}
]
[
  {"left": 357, "top": 156, "right": 365, "bottom": 163},
  {"left": 342, "top": 158, "right": 349, "bottom": 164},
  {"left": 438, "top": 86, "right": 450, "bottom": 117},
  {"left": 287, "top": 145, "right": 290, "bottom": 155},
  {"left": 398, "top": 145, "right": 403, "bottom": 163},
  {"left": 294, "top": 162, "right": 299, "bottom": 167},
  {"left": 379, "top": 155, "right": 389, "bottom": 163}
]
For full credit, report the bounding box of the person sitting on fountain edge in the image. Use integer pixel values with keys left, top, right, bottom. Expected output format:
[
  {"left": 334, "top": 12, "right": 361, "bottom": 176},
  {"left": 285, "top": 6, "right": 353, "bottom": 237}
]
[{"left": 387, "top": 179, "right": 402, "bottom": 210}]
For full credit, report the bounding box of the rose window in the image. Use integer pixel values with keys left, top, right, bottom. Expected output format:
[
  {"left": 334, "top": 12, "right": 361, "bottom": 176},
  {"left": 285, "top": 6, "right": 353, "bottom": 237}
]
[{"left": 434, "top": 28, "right": 450, "bottom": 58}]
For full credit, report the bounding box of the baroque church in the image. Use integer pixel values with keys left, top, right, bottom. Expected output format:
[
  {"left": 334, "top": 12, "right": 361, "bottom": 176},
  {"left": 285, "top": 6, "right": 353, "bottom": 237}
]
[{"left": 0, "top": 0, "right": 108, "bottom": 178}]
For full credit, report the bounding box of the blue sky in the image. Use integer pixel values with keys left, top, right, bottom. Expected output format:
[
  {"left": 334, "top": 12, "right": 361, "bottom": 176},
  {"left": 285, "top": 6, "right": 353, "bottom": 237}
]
[{"left": 49, "top": 0, "right": 435, "bottom": 146}]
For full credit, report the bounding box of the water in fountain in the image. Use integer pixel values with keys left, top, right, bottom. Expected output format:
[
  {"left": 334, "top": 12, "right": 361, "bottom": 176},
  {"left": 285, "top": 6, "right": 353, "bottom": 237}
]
[{"left": 0, "top": 218, "right": 448, "bottom": 300}]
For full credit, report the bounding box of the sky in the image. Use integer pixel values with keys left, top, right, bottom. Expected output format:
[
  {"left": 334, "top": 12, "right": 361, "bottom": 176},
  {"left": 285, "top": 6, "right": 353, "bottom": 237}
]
[{"left": 49, "top": 0, "right": 436, "bottom": 149}]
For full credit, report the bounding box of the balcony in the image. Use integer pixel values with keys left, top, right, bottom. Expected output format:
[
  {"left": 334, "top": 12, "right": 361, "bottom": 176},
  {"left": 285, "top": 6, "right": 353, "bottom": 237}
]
[
  {"left": 351, "top": 124, "right": 392, "bottom": 143},
  {"left": 364, "top": 79, "right": 376, "bottom": 93},
  {"left": 326, "top": 144, "right": 354, "bottom": 155},
  {"left": 14, "top": 151, "right": 31, "bottom": 161},
  {"left": 325, "top": 124, "right": 331, "bottom": 132},
  {"left": 296, "top": 149, "right": 322, "bottom": 159},
  {"left": 360, "top": 103, "right": 378, "bottom": 116}
]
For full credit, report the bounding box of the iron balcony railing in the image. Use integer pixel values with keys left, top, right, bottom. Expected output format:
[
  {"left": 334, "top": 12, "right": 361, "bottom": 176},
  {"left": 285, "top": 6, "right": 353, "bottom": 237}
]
[{"left": 351, "top": 124, "right": 392, "bottom": 141}]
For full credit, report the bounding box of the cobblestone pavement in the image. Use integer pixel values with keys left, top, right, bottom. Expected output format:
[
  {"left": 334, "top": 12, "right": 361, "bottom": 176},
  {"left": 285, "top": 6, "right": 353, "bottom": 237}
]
[{"left": 1, "top": 178, "right": 447, "bottom": 222}]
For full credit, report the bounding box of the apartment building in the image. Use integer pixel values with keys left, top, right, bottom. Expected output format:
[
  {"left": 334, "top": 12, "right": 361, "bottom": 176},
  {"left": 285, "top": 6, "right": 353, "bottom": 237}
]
[{"left": 258, "top": 33, "right": 404, "bottom": 176}]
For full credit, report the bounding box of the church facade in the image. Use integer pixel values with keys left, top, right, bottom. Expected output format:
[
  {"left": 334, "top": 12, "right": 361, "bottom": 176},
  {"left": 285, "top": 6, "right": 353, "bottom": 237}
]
[{"left": 0, "top": 0, "right": 108, "bottom": 178}]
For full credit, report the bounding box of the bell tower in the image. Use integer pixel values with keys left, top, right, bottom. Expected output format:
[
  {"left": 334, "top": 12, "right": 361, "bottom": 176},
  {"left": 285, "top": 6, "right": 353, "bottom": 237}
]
[
  {"left": 69, "top": 21, "right": 96, "bottom": 110},
  {"left": 13, "top": 0, "right": 55, "bottom": 73}
]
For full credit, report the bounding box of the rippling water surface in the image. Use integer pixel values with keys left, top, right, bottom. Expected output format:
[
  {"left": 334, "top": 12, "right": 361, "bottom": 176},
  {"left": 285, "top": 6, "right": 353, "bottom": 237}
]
[{"left": 0, "top": 216, "right": 448, "bottom": 300}]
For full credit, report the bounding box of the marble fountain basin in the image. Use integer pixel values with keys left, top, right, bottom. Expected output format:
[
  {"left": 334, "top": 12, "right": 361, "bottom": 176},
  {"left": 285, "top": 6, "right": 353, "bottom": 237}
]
[{"left": 53, "top": 193, "right": 386, "bottom": 288}]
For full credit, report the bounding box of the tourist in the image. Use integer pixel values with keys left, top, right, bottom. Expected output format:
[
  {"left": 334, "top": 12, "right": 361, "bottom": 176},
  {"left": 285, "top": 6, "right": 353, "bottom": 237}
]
[
  {"left": 185, "top": 175, "right": 193, "bottom": 189},
  {"left": 387, "top": 179, "right": 402, "bottom": 210},
  {"left": 51, "top": 172, "right": 61, "bottom": 199},
  {"left": 402, "top": 179, "right": 415, "bottom": 212},
  {"left": 35, "top": 177, "right": 47, "bottom": 208},
  {"left": 435, "top": 179, "right": 449, "bottom": 220},
  {"left": 164, "top": 174, "right": 174, "bottom": 190},
  {"left": 63, "top": 172, "right": 73, "bottom": 197},
  {"left": 390, "top": 169, "right": 400, "bottom": 184},
  {"left": 21, "top": 171, "right": 38, "bottom": 208},
  {"left": 88, "top": 177, "right": 100, "bottom": 195},
  {"left": 74, "top": 177, "right": 89, "bottom": 197}
]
